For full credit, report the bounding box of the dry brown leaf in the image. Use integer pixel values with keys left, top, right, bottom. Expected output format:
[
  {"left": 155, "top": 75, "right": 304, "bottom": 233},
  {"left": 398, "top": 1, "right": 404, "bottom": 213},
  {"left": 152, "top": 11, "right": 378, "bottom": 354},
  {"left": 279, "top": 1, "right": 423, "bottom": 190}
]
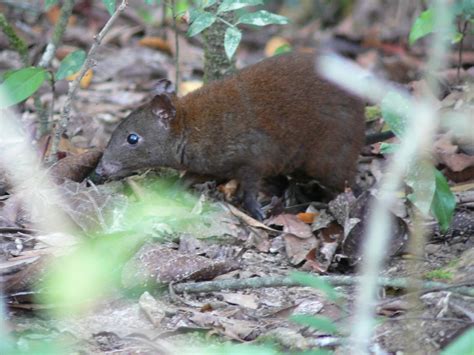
[
  {"left": 220, "top": 292, "right": 258, "bottom": 309},
  {"left": 217, "top": 179, "right": 238, "bottom": 201},
  {"left": 49, "top": 149, "right": 102, "bottom": 183},
  {"left": 67, "top": 68, "right": 93, "bottom": 89},
  {"left": 121, "top": 243, "right": 241, "bottom": 289},
  {"left": 267, "top": 214, "right": 313, "bottom": 239},
  {"left": 297, "top": 212, "right": 317, "bottom": 224},
  {"left": 138, "top": 291, "right": 167, "bottom": 327},
  {"left": 283, "top": 233, "right": 319, "bottom": 265},
  {"left": 138, "top": 36, "right": 172, "bottom": 54}
]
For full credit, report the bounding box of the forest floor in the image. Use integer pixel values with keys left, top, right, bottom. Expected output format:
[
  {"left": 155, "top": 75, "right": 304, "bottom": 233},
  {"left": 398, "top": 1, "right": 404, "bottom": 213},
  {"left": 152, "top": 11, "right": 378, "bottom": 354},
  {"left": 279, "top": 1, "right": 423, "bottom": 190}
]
[{"left": 1, "top": 1, "right": 473, "bottom": 354}]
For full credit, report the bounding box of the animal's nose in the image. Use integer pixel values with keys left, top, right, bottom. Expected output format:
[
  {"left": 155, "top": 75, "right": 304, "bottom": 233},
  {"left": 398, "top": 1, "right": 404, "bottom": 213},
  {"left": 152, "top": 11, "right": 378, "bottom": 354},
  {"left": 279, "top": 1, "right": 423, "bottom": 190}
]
[{"left": 90, "top": 160, "right": 122, "bottom": 183}]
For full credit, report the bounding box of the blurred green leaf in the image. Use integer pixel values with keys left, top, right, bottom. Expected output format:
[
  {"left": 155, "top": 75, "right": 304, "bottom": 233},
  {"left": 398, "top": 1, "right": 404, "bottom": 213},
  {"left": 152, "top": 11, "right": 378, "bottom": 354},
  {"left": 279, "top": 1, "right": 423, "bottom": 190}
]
[
  {"left": 187, "top": 11, "right": 216, "bottom": 36},
  {"left": 224, "top": 27, "right": 242, "bottom": 59},
  {"left": 431, "top": 169, "right": 456, "bottom": 232},
  {"left": 273, "top": 43, "right": 292, "bottom": 56},
  {"left": 0, "top": 67, "right": 47, "bottom": 109},
  {"left": 237, "top": 10, "right": 288, "bottom": 26},
  {"left": 291, "top": 271, "right": 339, "bottom": 301},
  {"left": 45, "top": 0, "right": 59, "bottom": 9},
  {"left": 56, "top": 50, "right": 86, "bottom": 80},
  {"left": 441, "top": 327, "right": 474, "bottom": 355},
  {"left": 380, "top": 142, "right": 399, "bottom": 154},
  {"left": 451, "top": 32, "right": 463, "bottom": 43},
  {"left": 381, "top": 91, "right": 410, "bottom": 138},
  {"left": 406, "top": 159, "right": 436, "bottom": 215},
  {"left": 290, "top": 315, "right": 338, "bottom": 334},
  {"left": 176, "top": 0, "right": 190, "bottom": 13},
  {"left": 218, "top": 0, "right": 263, "bottom": 13},
  {"left": 102, "top": 0, "right": 116, "bottom": 15},
  {"left": 409, "top": 9, "right": 434, "bottom": 45}
]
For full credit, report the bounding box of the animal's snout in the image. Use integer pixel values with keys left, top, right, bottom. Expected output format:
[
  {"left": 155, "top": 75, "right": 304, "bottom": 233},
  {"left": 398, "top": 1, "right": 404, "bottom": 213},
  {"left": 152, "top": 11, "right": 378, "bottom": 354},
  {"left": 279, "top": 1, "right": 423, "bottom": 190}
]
[{"left": 90, "top": 160, "right": 122, "bottom": 183}]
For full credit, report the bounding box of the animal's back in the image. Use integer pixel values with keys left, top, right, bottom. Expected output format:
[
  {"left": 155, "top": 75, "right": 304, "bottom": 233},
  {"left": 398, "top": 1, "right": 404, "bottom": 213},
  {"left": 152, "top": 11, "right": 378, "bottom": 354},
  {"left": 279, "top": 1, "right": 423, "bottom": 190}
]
[{"left": 178, "top": 52, "right": 365, "bottom": 190}]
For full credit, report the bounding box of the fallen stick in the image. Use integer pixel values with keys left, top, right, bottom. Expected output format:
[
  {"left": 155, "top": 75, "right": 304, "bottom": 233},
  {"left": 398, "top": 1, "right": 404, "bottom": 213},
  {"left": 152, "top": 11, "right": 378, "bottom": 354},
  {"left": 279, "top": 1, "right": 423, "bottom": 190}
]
[{"left": 172, "top": 275, "right": 474, "bottom": 296}]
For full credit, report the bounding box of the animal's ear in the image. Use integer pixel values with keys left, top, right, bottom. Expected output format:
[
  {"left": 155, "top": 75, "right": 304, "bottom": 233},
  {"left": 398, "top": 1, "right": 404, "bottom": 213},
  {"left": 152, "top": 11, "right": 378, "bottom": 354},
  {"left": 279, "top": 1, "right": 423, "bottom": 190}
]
[
  {"left": 154, "top": 79, "right": 176, "bottom": 96},
  {"left": 150, "top": 94, "right": 176, "bottom": 129}
]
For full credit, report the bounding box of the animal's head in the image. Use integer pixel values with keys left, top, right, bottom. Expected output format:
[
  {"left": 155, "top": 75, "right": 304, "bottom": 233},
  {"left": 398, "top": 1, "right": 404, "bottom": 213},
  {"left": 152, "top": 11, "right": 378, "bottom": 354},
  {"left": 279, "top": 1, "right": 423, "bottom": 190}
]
[{"left": 93, "top": 79, "right": 178, "bottom": 181}]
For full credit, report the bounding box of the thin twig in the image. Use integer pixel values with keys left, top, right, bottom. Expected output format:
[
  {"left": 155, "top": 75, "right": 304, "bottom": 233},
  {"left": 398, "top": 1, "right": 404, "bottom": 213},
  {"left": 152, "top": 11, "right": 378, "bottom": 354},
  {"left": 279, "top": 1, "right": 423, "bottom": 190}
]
[
  {"left": 171, "top": 0, "right": 180, "bottom": 93},
  {"left": 36, "top": 0, "right": 75, "bottom": 138},
  {"left": 38, "top": 0, "right": 75, "bottom": 68},
  {"left": 47, "top": 0, "right": 129, "bottom": 164},
  {"left": 171, "top": 275, "right": 474, "bottom": 296}
]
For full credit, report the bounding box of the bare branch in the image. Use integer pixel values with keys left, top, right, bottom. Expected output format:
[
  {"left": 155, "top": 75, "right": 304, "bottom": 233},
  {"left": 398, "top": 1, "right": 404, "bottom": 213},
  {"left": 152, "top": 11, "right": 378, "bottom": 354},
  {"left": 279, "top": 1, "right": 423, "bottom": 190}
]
[{"left": 47, "top": 0, "right": 129, "bottom": 163}]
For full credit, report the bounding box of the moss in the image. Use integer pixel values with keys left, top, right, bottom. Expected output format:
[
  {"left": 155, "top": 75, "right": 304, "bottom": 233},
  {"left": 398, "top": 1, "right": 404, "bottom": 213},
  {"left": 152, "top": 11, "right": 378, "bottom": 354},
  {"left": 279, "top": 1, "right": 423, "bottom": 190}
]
[
  {"left": 365, "top": 105, "right": 382, "bottom": 121},
  {"left": 424, "top": 269, "right": 454, "bottom": 281}
]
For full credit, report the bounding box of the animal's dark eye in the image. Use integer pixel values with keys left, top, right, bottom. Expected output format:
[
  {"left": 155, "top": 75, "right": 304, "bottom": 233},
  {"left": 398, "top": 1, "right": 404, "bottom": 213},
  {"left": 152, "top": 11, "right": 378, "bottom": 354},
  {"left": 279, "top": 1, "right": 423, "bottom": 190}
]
[{"left": 127, "top": 133, "right": 139, "bottom": 145}]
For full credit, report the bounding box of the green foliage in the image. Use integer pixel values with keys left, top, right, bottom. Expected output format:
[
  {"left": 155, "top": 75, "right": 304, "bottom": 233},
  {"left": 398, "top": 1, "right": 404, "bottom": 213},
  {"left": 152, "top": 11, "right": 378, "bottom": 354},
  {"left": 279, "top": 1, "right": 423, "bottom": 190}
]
[
  {"left": 236, "top": 10, "right": 288, "bottom": 26},
  {"left": 218, "top": 0, "right": 263, "bottom": 13},
  {"left": 0, "top": 67, "right": 47, "bottom": 109},
  {"left": 56, "top": 50, "right": 86, "bottom": 80},
  {"left": 187, "top": 1, "right": 288, "bottom": 59},
  {"left": 406, "top": 159, "right": 436, "bottom": 215},
  {"left": 364, "top": 105, "right": 381, "bottom": 121},
  {"left": 102, "top": 0, "right": 116, "bottom": 15},
  {"left": 273, "top": 43, "right": 292, "bottom": 56},
  {"left": 380, "top": 91, "right": 456, "bottom": 231},
  {"left": 409, "top": 1, "right": 474, "bottom": 45},
  {"left": 424, "top": 269, "right": 454, "bottom": 281},
  {"left": 409, "top": 9, "right": 435, "bottom": 45},
  {"left": 224, "top": 26, "right": 242, "bottom": 59},
  {"left": 380, "top": 92, "right": 409, "bottom": 138},
  {"left": 431, "top": 169, "right": 456, "bottom": 232},
  {"left": 290, "top": 315, "right": 339, "bottom": 334},
  {"left": 441, "top": 327, "right": 474, "bottom": 355},
  {"left": 45, "top": 0, "right": 59, "bottom": 9},
  {"left": 187, "top": 11, "right": 217, "bottom": 36}
]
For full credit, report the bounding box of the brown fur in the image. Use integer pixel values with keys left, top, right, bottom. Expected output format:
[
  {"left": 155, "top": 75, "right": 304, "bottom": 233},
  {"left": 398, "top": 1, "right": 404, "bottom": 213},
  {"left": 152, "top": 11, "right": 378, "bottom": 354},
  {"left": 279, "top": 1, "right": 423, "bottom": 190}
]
[{"left": 95, "top": 52, "right": 365, "bottom": 219}]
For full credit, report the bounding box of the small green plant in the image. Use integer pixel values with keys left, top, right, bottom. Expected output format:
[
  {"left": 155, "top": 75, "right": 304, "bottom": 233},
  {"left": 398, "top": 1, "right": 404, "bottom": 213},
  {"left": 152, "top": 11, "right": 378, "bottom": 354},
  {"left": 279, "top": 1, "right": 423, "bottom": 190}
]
[
  {"left": 409, "top": 0, "right": 474, "bottom": 45},
  {"left": 187, "top": 0, "right": 289, "bottom": 59},
  {"left": 379, "top": 92, "right": 456, "bottom": 232}
]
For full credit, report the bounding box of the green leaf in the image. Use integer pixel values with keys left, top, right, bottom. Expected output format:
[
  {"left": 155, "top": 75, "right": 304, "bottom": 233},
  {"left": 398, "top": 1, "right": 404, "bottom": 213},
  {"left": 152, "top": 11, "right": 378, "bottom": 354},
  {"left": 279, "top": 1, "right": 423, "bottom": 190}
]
[
  {"left": 218, "top": 0, "right": 263, "bottom": 13},
  {"left": 273, "top": 43, "right": 292, "bottom": 56},
  {"left": 380, "top": 142, "right": 399, "bottom": 154},
  {"left": 0, "top": 67, "right": 47, "bottom": 109},
  {"left": 441, "top": 327, "right": 474, "bottom": 355},
  {"left": 224, "top": 27, "right": 242, "bottom": 60},
  {"left": 451, "top": 31, "right": 463, "bottom": 43},
  {"left": 45, "top": 0, "right": 59, "bottom": 9},
  {"left": 431, "top": 169, "right": 456, "bottom": 232},
  {"left": 290, "top": 315, "right": 338, "bottom": 334},
  {"left": 406, "top": 159, "right": 436, "bottom": 215},
  {"left": 290, "top": 272, "right": 339, "bottom": 301},
  {"left": 187, "top": 11, "right": 216, "bottom": 36},
  {"left": 237, "top": 10, "right": 289, "bottom": 26},
  {"left": 102, "top": 0, "right": 116, "bottom": 16},
  {"left": 409, "top": 9, "right": 434, "bottom": 45},
  {"left": 381, "top": 91, "right": 411, "bottom": 138},
  {"left": 56, "top": 50, "right": 86, "bottom": 80}
]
